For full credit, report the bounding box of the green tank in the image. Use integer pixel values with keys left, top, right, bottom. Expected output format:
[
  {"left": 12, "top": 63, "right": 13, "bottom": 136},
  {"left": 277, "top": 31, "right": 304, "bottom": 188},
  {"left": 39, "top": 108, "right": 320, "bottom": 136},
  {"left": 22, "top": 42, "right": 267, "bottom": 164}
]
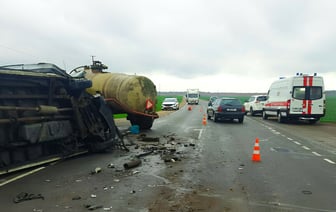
[{"left": 72, "top": 61, "right": 158, "bottom": 129}]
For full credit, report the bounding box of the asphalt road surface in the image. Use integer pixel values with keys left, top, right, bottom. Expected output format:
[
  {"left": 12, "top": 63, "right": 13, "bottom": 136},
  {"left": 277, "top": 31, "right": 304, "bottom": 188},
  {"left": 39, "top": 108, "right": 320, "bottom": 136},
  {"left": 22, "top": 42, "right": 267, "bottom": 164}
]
[{"left": 1, "top": 100, "right": 335, "bottom": 212}]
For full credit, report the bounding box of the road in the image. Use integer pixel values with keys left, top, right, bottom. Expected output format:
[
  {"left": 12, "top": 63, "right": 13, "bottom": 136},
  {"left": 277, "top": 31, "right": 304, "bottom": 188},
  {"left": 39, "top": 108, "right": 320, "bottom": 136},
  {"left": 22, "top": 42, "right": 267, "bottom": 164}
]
[{"left": 0, "top": 100, "right": 335, "bottom": 212}]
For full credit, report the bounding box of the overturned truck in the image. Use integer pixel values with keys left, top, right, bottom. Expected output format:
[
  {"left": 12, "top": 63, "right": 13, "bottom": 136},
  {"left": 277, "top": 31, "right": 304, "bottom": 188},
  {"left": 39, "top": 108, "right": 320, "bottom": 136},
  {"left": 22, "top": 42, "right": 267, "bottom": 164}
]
[{"left": 0, "top": 63, "right": 128, "bottom": 174}]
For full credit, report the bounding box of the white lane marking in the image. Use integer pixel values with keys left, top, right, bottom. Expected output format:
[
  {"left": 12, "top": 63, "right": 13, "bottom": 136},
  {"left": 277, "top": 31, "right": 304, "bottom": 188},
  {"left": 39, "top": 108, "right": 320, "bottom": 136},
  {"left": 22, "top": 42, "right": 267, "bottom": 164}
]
[
  {"left": 324, "top": 159, "right": 336, "bottom": 164},
  {"left": 0, "top": 166, "right": 45, "bottom": 187},
  {"left": 293, "top": 141, "right": 301, "bottom": 145},
  {"left": 302, "top": 146, "right": 310, "bottom": 150},
  {"left": 261, "top": 123, "right": 334, "bottom": 165},
  {"left": 194, "top": 129, "right": 203, "bottom": 140},
  {"left": 312, "top": 152, "right": 322, "bottom": 157}
]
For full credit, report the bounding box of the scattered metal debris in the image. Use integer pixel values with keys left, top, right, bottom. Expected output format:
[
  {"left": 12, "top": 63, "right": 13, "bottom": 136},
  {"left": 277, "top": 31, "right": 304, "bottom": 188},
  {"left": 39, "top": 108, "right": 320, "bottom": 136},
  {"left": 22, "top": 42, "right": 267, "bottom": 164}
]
[
  {"left": 91, "top": 167, "right": 102, "bottom": 175},
  {"left": 136, "top": 149, "right": 154, "bottom": 158},
  {"left": 124, "top": 158, "right": 142, "bottom": 169},
  {"left": 107, "top": 163, "right": 115, "bottom": 168},
  {"left": 302, "top": 190, "right": 312, "bottom": 195},
  {"left": 13, "top": 192, "right": 44, "bottom": 203},
  {"left": 72, "top": 196, "right": 81, "bottom": 200},
  {"left": 137, "top": 134, "right": 160, "bottom": 142},
  {"left": 85, "top": 204, "right": 103, "bottom": 211}
]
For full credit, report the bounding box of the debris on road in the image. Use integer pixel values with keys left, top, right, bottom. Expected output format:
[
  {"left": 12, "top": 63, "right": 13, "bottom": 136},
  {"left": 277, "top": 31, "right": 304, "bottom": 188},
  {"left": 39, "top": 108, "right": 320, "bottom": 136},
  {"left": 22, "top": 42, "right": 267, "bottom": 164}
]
[
  {"left": 123, "top": 158, "right": 142, "bottom": 169},
  {"left": 136, "top": 133, "right": 160, "bottom": 142},
  {"left": 85, "top": 204, "right": 103, "bottom": 211},
  {"left": 107, "top": 163, "right": 115, "bottom": 168},
  {"left": 135, "top": 149, "right": 154, "bottom": 158},
  {"left": 13, "top": 192, "right": 44, "bottom": 203},
  {"left": 72, "top": 196, "right": 82, "bottom": 200},
  {"left": 91, "top": 167, "right": 102, "bottom": 175}
]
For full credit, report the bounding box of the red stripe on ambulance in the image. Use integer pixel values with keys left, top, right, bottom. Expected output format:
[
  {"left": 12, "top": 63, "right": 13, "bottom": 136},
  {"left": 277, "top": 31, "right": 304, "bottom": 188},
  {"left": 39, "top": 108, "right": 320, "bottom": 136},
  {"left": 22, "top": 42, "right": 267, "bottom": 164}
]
[{"left": 303, "top": 76, "right": 313, "bottom": 115}]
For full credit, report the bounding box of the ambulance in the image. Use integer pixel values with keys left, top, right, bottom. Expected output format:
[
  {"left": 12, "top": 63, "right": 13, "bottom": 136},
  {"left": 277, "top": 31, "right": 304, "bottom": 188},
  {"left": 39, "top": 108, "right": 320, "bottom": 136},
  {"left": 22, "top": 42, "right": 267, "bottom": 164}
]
[{"left": 262, "top": 73, "right": 325, "bottom": 124}]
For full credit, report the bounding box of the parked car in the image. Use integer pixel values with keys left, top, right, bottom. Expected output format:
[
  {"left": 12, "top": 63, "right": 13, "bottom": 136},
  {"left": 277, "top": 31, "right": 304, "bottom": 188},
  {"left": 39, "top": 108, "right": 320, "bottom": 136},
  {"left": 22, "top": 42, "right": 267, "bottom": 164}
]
[
  {"left": 243, "top": 95, "right": 267, "bottom": 116},
  {"left": 208, "top": 96, "right": 218, "bottom": 106},
  {"left": 207, "top": 97, "right": 245, "bottom": 123},
  {"left": 161, "top": 97, "right": 179, "bottom": 110}
]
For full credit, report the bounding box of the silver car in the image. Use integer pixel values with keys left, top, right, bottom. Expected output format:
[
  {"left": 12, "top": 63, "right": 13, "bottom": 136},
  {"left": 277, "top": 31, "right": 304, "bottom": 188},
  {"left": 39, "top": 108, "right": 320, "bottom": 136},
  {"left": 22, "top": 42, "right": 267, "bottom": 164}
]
[{"left": 161, "top": 98, "right": 179, "bottom": 110}]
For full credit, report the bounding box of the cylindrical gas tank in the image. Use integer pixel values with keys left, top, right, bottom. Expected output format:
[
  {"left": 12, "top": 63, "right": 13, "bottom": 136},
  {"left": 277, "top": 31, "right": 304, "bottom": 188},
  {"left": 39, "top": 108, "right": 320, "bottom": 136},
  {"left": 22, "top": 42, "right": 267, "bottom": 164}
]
[
  {"left": 83, "top": 65, "right": 158, "bottom": 129},
  {"left": 85, "top": 69, "right": 157, "bottom": 114}
]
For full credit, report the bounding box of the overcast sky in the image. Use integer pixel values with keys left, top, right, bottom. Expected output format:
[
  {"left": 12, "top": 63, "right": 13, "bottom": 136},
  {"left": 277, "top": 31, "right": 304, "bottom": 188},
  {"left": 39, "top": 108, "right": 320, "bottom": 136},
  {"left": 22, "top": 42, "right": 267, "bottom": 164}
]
[{"left": 1, "top": 0, "right": 335, "bottom": 92}]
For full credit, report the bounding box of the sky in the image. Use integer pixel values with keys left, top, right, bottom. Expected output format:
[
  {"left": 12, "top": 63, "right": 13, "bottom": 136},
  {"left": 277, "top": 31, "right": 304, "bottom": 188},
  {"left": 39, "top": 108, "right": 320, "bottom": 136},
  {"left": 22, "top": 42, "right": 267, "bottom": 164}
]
[{"left": 1, "top": 0, "right": 336, "bottom": 92}]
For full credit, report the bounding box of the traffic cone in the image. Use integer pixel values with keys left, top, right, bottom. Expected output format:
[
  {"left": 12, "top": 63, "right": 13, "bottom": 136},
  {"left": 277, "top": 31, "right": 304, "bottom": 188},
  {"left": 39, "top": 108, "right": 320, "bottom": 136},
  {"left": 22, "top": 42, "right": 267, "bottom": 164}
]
[
  {"left": 251, "top": 138, "right": 261, "bottom": 162},
  {"left": 202, "top": 114, "right": 207, "bottom": 125},
  {"left": 188, "top": 106, "right": 192, "bottom": 111}
]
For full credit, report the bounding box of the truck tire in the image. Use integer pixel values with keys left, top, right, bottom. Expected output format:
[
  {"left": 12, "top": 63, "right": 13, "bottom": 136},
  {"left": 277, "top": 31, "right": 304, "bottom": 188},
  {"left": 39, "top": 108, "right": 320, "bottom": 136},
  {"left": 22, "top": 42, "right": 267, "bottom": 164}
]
[{"left": 238, "top": 116, "right": 244, "bottom": 123}]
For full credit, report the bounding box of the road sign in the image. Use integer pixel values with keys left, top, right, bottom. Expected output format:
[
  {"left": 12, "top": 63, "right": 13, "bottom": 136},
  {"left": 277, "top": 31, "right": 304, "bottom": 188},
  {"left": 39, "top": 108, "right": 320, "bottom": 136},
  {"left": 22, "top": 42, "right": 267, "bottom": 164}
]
[{"left": 145, "top": 99, "right": 154, "bottom": 110}]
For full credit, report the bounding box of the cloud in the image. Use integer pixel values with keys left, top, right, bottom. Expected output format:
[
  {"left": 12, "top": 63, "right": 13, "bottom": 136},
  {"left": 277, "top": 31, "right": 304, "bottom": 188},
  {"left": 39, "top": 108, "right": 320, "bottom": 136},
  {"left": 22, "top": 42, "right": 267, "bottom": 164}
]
[{"left": 1, "top": 0, "right": 336, "bottom": 91}]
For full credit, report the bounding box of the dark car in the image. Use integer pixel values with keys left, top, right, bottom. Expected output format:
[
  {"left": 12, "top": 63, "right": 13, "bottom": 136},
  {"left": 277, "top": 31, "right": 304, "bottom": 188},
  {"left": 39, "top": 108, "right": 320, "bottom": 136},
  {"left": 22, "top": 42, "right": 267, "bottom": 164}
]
[{"left": 207, "top": 97, "right": 245, "bottom": 123}]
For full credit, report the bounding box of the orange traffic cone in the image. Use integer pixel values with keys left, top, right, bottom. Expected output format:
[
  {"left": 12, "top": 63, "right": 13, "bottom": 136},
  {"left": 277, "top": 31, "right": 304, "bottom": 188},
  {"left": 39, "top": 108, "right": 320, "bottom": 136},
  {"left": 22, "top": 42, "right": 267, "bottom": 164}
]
[
  {"left": 251, "top": 138, "right": 261, "bottom": 162},
  {"left": 202, "top": 114, "right": 207, "bottom": 125}
]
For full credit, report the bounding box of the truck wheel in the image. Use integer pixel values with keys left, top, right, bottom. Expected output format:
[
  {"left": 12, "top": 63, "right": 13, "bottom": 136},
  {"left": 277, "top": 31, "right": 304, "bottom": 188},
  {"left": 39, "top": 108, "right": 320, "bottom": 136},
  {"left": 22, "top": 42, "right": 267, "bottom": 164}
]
[
  {"left": 238, "top": 117, "right": 244, "bottom": 123},
  {"left": 262, "top": 111, "right": 268, "bottom": 120}
]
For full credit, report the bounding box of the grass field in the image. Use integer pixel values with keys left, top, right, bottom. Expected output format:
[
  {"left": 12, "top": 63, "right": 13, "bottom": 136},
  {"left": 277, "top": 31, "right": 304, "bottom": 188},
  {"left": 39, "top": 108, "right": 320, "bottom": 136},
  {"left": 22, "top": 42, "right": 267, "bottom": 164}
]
[{"left": 321, "top": 96, "right": 336, "bottom": 122}]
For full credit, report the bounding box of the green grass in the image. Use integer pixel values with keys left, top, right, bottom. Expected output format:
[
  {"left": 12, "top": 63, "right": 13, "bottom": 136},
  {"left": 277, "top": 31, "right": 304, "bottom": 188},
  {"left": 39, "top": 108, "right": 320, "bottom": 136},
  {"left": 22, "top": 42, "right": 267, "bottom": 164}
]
[
  {"left": 321, "top": 96, "right": 336, "bottom": 122},
  {"left": 114, "top": 113, "right": 127, "bottom": 119}
]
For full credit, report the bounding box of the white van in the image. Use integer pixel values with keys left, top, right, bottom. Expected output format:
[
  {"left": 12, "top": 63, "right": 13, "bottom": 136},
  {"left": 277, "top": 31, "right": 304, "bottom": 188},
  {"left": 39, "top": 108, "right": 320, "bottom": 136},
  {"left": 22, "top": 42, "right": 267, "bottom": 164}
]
[{"left": 262, "top": 73, "right": 325, "bottom": 124}]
